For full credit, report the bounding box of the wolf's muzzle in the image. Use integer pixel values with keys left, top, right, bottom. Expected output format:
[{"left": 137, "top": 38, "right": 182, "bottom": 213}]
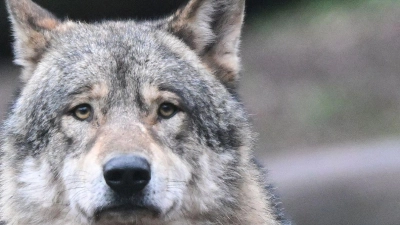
[{"left": 103, "top": 155, "right": 151, "bottom": 196}]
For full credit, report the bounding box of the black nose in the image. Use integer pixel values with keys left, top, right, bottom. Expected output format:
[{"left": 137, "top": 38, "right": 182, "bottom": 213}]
[{"left": 103, "top": 155, "right": 151, "bottom": 196}]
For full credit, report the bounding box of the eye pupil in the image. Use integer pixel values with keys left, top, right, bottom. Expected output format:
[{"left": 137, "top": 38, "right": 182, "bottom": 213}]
[
  {"left": 158, "top": 103, "right": 178, "bottom": 119},
  {"left": 77, "top": 107, "right": 88, "bottom": 114}
]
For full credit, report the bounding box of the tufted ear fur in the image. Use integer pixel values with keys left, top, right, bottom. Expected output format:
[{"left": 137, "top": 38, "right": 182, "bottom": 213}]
[
  {"left": 6, "top": 0, "right": 61, "bottom": 82},
  {"left": 168, "top": 0, "right": 245, "bottom": 90}
]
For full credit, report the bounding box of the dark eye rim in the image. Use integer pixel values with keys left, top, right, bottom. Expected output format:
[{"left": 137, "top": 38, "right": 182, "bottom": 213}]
[
  {"left": 157, "top": 102, "right": 180, "bottom": 119},
  {"left": 70, "top": 103, "right": 93, "bottom": 121}
]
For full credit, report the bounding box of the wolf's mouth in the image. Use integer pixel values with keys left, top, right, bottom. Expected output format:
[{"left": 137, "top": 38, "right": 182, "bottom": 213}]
[{"left": 94, "top": 203, "right": 161, "bottom": 220}]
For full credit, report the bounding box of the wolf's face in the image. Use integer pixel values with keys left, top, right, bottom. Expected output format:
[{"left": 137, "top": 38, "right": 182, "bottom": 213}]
[
  {"left": 2, "top": 0, "right": 257, "bottom": 224},
  {"left": 23, "top": 23, "right": 244, "bottom": 223}
]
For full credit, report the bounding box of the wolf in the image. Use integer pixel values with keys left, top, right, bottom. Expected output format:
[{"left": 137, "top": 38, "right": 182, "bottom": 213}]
[{"left": 1, "top": 0, "right": 288, "bottom": 224}]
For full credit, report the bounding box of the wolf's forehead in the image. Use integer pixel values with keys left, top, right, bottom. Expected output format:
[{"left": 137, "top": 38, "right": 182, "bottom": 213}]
[
  {"left": 54, "top": 22, "right": 189, "bottom": 79},
  {"left": 58, "top": 24, "right": 156, "bottom": 60}
]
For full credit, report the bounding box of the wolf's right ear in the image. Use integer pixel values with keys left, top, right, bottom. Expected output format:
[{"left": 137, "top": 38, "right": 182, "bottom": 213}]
[{"left": 6, "top": 0, "right": 62, "bottom": 82}]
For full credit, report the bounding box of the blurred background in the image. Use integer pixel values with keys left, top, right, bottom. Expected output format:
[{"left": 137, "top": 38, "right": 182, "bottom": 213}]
[{"left": 1, "top": 0, "right": 400, "bottom": 224}]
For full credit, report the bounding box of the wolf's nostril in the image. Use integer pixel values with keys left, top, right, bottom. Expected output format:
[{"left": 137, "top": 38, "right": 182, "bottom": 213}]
[
  {"left": 134, "top": 171, "right": 150, "bottom": 181},
  {"left": 105, "top": 169, "right": 124, "bottom": 182},
  {"left": 103, "top": 155, "right": 151, "bottom": 196}
]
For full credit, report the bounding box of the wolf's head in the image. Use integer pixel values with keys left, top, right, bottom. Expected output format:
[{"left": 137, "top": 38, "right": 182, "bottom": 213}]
[{"left": 1, "top": 0, "right": 259, "bottom": 224}]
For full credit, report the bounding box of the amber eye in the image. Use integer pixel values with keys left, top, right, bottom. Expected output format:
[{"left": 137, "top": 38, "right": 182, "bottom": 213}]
[
  {"left": 158, "top": 103, "right": 178, "bottom": 119},
  {"left": 72, "top": 104, "right": 92, "bottom": 121}
]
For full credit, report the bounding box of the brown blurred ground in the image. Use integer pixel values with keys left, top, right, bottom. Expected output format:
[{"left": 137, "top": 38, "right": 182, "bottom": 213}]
[{"left": 1, "top": 1, "right": 400, "bottom": 225}]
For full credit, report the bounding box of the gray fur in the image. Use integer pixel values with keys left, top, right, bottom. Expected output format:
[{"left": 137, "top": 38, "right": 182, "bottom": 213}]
[{"left": 1, "top": 0, "right": 288, "bottom": 224}]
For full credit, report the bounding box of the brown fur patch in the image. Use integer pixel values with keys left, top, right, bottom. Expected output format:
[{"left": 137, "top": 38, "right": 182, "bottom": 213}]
[
  {"left": 68, "top": 83, "right": 109, "bottom": 110},
  {"left": 37, "top": 18, "right": 58, "bottom": 30},
  {"left": 84, "top": 125, "right": 156, "bottom": 166},
  {"left": 141, "top": 84, "right": 183, "bottom": 125},
  {"left": 91, "top": 83, "right": 109, "bottom": 100}
]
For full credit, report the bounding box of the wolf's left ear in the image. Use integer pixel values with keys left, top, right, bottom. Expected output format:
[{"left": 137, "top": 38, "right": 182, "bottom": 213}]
[
  {"left": 6, "top": 0, "right": 62, "bottom": 81},
  {"left": 168, "top": 0, "right": 245, "bottom": 89}
]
